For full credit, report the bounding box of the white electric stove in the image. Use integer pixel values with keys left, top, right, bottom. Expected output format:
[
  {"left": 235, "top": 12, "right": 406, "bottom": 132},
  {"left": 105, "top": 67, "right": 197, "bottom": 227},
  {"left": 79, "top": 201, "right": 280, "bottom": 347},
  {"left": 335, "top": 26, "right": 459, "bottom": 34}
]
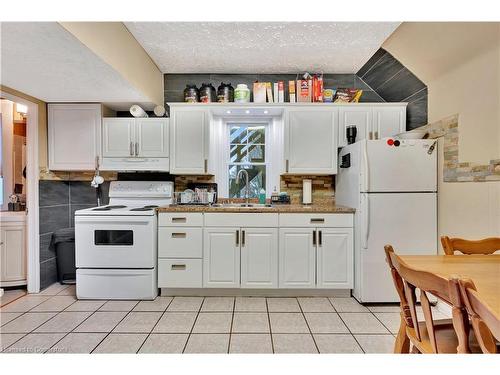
[{"left": 74, "top": 181, "right": 174, "bottom": 300}]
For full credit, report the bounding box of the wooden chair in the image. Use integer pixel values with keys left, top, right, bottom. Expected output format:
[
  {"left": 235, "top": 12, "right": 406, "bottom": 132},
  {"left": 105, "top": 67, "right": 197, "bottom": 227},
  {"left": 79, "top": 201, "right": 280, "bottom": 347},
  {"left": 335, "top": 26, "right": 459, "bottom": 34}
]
[
  {"left": 441, "top": 236, "right": 500, "bottom": 255},
  {"left": 384, "top": 245, "right": 479, "bottom": 353},
  {"left": 457, "top": 278, "right": 499, "bottom": 353}
]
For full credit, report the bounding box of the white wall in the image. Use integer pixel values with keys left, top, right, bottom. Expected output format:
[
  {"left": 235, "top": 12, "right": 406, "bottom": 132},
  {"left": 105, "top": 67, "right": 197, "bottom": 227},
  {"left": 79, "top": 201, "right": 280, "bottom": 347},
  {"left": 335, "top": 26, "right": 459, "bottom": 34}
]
[{"left": 1, "top": 100, "right": 14, "bottom": 210}]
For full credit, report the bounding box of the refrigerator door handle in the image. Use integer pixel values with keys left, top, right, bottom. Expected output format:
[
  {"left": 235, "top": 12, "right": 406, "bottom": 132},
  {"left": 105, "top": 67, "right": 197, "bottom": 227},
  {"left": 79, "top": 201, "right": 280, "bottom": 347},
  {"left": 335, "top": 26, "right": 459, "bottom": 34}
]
[
  {"left": 361, "top": 194, "right": 370, "bottom": 249},
  {"left": 362, "top": 142, "right": 369, "bottom": 191}
]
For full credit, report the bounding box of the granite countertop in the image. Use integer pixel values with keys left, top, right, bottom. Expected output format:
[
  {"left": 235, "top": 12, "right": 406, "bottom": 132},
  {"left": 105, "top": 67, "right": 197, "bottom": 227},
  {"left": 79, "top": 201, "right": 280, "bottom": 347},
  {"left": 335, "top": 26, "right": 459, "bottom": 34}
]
[{"left": 157, "top": 203, "right": 355, "bottom": 214}]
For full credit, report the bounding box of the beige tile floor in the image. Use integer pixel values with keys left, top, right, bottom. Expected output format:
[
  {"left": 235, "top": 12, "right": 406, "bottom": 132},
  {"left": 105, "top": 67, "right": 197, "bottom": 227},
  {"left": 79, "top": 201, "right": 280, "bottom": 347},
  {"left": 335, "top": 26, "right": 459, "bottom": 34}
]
[{"left": 0, "top": 283, "right": 451, "bottom": 354}]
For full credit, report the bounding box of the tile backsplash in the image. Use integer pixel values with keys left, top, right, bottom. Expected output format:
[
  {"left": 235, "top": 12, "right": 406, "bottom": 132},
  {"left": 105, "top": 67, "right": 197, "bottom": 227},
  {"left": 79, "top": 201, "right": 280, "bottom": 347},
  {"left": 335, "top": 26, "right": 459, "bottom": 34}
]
[{"left": 280, "top": 175, "right": 335, "bottom": 204}]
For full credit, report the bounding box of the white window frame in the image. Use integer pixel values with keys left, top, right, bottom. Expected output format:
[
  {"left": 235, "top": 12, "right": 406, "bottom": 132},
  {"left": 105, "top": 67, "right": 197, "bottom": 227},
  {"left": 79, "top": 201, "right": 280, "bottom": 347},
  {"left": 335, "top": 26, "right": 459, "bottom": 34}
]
[{"left": 213, "top": 116, "right": 282, "bottom": 198}]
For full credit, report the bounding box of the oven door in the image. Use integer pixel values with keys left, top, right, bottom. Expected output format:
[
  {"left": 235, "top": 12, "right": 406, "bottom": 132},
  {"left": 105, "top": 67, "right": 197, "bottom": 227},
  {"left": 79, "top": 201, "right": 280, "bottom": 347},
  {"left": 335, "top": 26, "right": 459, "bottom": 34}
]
[{"left": 75, "top": 215, "right": 156, "bottom": 268}]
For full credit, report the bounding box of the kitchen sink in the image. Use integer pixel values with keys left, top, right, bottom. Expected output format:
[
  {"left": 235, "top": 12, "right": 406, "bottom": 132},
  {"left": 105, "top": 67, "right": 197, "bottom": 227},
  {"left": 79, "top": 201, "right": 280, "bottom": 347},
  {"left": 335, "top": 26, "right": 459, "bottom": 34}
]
[{"left": 211, "top": 203, "right": 274, "bottom": 209}]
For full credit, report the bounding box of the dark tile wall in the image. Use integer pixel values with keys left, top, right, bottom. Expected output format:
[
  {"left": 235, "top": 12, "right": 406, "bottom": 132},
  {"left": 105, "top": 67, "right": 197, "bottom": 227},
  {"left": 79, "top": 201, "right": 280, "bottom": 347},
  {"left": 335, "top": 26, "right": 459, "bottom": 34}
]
[
  {"left": 357, "top": 48, "right": 428, "bottom": 130},
  {"left": 164, "top": 73, "right": 384, "bottom": 112},
  {"left": 38, "top": 180, "right": 109, "bottom": 289}
]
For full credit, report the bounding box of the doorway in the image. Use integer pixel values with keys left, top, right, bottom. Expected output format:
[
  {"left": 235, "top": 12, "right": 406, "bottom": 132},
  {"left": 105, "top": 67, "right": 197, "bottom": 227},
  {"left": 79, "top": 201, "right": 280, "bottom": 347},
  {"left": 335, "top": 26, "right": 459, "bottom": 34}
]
[{"left": 0, "top": 90, "right": 39, "bottom": 296}]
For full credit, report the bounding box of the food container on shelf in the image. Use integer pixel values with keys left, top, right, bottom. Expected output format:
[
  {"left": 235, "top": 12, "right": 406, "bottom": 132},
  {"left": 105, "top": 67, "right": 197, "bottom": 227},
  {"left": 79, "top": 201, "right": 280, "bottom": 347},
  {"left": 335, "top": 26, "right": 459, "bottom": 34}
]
[
  {"left": 199, "top": 83, "right": 216, "bottom": 103},
  {"left": 183, "top": 84, "right": 199, "bottom": 103},
  {"left": 217, "top": 82, "right": 234, "bottom": 103},
  {"left": 234, "top": 84, "right": 250, "bottom": 103}
]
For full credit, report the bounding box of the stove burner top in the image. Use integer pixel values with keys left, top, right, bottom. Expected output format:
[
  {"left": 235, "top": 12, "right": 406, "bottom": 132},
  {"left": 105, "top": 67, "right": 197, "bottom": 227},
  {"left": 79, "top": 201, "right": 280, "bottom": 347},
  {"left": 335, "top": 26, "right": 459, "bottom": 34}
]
[
  {"left": 129, "top": 205, "right": 159, "bottom": 212},
  {"left": 92, "top": 205, "right": 127, "bottom": 211}
]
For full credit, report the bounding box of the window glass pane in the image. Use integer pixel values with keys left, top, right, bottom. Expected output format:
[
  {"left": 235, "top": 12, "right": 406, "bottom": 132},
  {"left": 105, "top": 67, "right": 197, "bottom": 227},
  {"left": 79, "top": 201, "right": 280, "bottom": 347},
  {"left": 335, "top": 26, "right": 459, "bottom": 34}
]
[
  {"left": 228, "top": 165, "right": 266, "bottom": 198},
  {"left": 230, "top": 144, "right": 248, "bottom": 163},
  {"left": 230, "top": 126, "right": 247, "bottom": 144},
  {"left": 248, "top": 144, "right": 265, "bottom": 163},
  {"left": 248, "top": 126, "right": 265, "bottom": 144}
]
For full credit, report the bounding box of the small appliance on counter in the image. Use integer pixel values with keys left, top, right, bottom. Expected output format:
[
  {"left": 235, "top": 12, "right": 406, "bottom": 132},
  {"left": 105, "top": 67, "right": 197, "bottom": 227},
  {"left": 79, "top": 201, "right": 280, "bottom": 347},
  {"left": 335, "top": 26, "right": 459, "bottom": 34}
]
[{"left": 302, "top": 179, "right": 312, "bottom": 205}]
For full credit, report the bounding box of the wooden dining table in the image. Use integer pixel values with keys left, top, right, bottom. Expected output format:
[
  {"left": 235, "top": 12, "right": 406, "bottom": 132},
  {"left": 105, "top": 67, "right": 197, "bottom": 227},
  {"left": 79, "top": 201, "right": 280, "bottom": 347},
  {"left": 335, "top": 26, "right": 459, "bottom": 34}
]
[{"left": 397, "top": 254, "right": 500, "bottom": 353}]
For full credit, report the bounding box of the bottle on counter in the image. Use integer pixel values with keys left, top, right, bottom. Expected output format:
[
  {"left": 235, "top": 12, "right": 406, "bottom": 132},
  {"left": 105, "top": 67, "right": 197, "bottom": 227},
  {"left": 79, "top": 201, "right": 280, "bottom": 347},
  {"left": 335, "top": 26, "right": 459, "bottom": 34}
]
[
  {"left": 183, "top": 84, "right": 199, "bottom": 103},
  {"left": 259, "top": 188, "right": 266, "bottom": 204},
  {"left": 234, "top": 84, "right": 250, "bottom": 103},
  {"left": 199, "top": 83, "right": 216, "bottom": 103},
  {"left": 217, "top": 82, "right": 234, "bottom": 103}
]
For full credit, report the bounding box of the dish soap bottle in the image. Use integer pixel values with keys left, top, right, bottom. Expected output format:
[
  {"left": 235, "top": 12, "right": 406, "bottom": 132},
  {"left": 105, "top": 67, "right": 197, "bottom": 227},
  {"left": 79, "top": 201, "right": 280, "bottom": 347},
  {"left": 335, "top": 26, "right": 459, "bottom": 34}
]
[{"left": 259, "top": 188, "right": 266, "bottom": 204}]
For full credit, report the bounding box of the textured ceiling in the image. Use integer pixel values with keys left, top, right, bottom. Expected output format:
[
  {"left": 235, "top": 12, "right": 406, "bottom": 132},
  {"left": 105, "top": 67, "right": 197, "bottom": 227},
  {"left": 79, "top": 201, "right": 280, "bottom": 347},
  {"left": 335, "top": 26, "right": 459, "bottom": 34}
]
[
  {"left": 125, "top": 22, "right": 400, "bottom": 73},
  {"left": 0, "top": 22, "right": 152, "bottom": 108}
]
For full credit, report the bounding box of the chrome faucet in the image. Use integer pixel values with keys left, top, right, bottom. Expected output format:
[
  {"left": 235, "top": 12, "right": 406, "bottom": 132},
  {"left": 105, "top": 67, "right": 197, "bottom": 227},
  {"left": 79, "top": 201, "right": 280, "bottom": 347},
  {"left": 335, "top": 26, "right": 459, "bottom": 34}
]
[{"left": 236, "top": 169, "right": 250, "bottom": 205}]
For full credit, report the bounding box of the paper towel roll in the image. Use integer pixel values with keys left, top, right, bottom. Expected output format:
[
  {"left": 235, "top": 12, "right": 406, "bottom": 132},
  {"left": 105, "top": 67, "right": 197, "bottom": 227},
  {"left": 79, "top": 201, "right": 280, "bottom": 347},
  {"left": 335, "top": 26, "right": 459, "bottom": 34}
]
[
  {"left": 302, "top": 179, "right": 312, "bottom": 205},
  {"left": 154, "top": 105, "right": 166, "bottom": 117},
  {"left": 130, "top": 105, "right": 148, "bottom": 118}
]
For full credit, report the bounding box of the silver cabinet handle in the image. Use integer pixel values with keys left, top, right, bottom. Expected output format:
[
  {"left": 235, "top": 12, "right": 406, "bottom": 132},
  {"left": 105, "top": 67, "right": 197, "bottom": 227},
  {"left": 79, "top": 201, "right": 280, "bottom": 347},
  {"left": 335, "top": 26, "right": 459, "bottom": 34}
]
[
  {"left": 172, "top": 217, "right": 187, "bottom": 223},
  {"left": 286, "top": 159, "right": 289, "bottom": 173},
  {"left": 129, "top": 142, "right": 134, "bottom": 156},
  {"left": 135, "top": 142, "right": 139, "bottom": 156},
  {"left": 318, "top": 230, "right": 322, "bottom": 246},
  {"left": 313, "top": 230, "right": 317, "bottom": 246},
  {"left": 242, "top": 230, "right": 245, "bottom": 247},
  {"left": 171, "top": 264, "right": 186, "bottom": 270},
  {"left": 171, "top": 232, "right": 187, "bottom": 238},
  {"left": 310, "top": 218, "right": 325, "bottom": 224},
  {"left": 236, "top": 230, "right": 239, "bottom": 246},
  {"left": 204, "top": 159, "right": 208, "bottom": 173}
]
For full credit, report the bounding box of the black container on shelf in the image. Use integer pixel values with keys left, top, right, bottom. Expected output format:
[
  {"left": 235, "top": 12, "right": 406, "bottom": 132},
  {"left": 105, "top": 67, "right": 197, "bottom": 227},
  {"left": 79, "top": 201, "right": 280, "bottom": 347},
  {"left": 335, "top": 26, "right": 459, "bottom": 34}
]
[
  {"left": 199, "top": 83, "right": 216, "bottom": 103},
  {"left": 183, "top": 84, "right": 199, "bottom": 103},
  {"left": 217, "top": 82, "right": 234, "bottom": 103}
]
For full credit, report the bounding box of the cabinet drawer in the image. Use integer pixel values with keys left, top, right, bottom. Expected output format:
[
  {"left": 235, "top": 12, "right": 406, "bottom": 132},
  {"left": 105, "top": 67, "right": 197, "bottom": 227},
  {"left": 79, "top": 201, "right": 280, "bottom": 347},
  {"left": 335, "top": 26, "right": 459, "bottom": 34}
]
[
  {"left": 279, "top": 213, "right": 353, "bottom": 228},
  {"left": 158, "top": 227, "right": 202, "bottom": 258},
  {"left": 158, "top": 258, "right": 202, "bottom": 288},
  {"left": 204, "top": 213, "right": 278, "bottom": 227},
  {"left": 158, "top": 213, "right": 203, "bottom": 227}
]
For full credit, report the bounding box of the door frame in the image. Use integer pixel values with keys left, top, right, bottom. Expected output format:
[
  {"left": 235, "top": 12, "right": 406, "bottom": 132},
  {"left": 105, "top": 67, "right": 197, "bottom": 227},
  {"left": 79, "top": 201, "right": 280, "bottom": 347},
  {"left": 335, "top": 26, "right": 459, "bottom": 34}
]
[{"left": 1, "top": 90, "right": 40, "bottom": 293}]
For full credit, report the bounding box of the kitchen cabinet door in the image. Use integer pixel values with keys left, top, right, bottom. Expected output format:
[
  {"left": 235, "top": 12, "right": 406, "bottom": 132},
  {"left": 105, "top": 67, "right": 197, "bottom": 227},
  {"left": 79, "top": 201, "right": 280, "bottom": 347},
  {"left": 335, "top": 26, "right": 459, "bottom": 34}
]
[
  {"left": 240, "top": 228, "right": 278, "bottom": 289},
  {"left": 203, "top": 227, "right": 240, "bottom": 288},
  {"left": 316, "top": 228, "right": 353, "bottom": 289},
  {"left": 0, "top": 225, "right": 26, "bottom": 283},
  {"left": 102, "top": 118, "right": 135, "bottom": 157},
  {"left": 338, "top": 107, "right": 372, "bottom": 147},
  {"left": 136, "top": 118, "right": 169, "bottom": 157},
  {"left": 372, "top": 106, "right": 406, "bottom": 139},
  {"left": 170, "top": 108, "right": 208, "bottom": 174},
  {"left": 48, "top": 104, "right": 101, "bottom": 170},
  {"left": 285, "top": 108, "right": 338, "bottom": 174},
  {"left": 278, "top": 228, "right": 316, "bottom": 288}
]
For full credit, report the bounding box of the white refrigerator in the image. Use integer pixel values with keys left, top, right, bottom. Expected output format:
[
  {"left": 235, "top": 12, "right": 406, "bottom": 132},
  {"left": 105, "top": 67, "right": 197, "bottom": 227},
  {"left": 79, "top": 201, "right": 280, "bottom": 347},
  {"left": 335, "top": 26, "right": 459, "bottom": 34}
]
[{"left": 336, "top": 139, "right": 438, "bottom": 303}]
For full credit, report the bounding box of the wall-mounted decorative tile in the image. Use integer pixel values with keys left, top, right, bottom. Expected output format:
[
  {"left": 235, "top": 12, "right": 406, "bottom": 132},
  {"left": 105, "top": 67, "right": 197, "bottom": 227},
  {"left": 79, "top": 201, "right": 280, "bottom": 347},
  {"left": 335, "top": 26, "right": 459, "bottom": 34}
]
[
  {"left": 39, "top": 181, "right": 69, "bottom": 207},
  {"left": 39, "top": 205, "right": 70, "bottom": 235},
  {"left": 70, "top": 204, "right": 95, "bottom": 227},
  {"left": 377, "top": 68, "right": 426, "bottom": 102},
  {"left": 69, "top": 181, "right": 105, "bottom": 205},
  {"left": 164, "top": 90, "right": 185, "bottom": 103},
  {"left": 164, "top": 74, "right": 212, "bottom": 91},
  {"left": 40, "top": 258, "right": 58, "bottom": 290},
  {"left": 322, "top": 74, "right": 355, "bottom": 89},
  {"left": 39, "top": 233, "right": 55, "bottom": 263},
  {"left": 354, "top": 76, "right": 374, "bottom": 90},
  {"left": 359, "top": 90, "right": 385, "bottom": 103},
  {"left": 356, "top": 48, "right": 387, "bottom": 78},
  {"left": 406, "top": 93, "right": 428, "bottom": 130},
  {"left": 362, "top": 53, "right": 404, "bottom": 91}
]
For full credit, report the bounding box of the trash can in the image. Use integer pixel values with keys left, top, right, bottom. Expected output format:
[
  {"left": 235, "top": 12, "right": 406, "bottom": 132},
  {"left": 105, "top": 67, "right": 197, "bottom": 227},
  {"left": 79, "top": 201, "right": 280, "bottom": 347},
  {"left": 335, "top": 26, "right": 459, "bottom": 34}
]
[{"left": 52, "top": 228, "right": 76, "bottom": 284}]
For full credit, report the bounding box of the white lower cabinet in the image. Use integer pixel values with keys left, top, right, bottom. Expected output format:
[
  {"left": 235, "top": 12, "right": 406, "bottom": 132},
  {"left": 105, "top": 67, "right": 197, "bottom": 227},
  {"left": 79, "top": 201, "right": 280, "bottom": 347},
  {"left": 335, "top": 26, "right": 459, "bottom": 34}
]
[
  {"left": 279, "top": 228, "right": 316, "bottom": 288},
  {"left": 241, "top": 228, "right": 278, "bottom": 289},
  {"left": 316, "top": 228, "right": 354, "bottom": 289},
  {"left": 203, "top": 228, "right": 240, "bottom": 288},
  {"left": 0, "top": 222, "right": 27, "bottom": 286},
  {"left": 158, "top": 212, "right": 353, "bottom": 291}
]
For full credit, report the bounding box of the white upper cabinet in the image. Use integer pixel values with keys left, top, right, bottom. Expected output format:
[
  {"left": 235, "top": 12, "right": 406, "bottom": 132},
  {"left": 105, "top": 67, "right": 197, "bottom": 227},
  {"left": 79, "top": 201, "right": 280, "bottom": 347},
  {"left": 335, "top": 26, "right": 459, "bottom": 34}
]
[
  {"left": 136, "top": 118, "right": 169, "bottom": 157},
  {"left": 338, "top": 106, "right": 372, "bottom": 148},
  {"left": 102, "top": 118, "right": 169, "bottom": 158},
  {"left": 48, "top": 104, "right": 101, "bottom": 170},
  {"left": 284, "top": 108, "right": 338, "bottom": 174},
  {"left": 170, "top": 107, "right": 209, "bottom": 174},
  {"left": 338, "top": 105, "right": 406, "bottom": 147},
  {"left": 372, "top": 106, "right": 406, "bottom": 140},
  {"left": 102, "top": 118, "right": 135, "bottom": 157}
]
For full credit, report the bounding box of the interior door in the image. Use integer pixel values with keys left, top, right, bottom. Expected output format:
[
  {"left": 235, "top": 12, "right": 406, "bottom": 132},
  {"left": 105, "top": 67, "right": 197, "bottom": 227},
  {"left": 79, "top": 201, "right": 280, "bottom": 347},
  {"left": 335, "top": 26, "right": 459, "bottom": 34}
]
[
  {"left": 359, "top": 192, "right": 437, "bottom": 302},
  {"left": 338, "top": 107, "right": 371, "bottom": 147},
  {"left": 203, "top": 227, "right": 240, "bottom": 288},
  {"left": 316, "top": 228, "right": 353, "bottom": 289},
  {"left": 279, "top": 228, "right": 316, "bottom": 288},
  {"left": 285, "top": 109, "right": 337, "bottom": 174},
  {"left": 102, "top": 118, "right": 135, "bottom": 157},
  {"left": 240, "top": 228, "right": 278, "bottom": 288},
  {"left": 136, "top": 118, "right": 169, "bottom": 157}
]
